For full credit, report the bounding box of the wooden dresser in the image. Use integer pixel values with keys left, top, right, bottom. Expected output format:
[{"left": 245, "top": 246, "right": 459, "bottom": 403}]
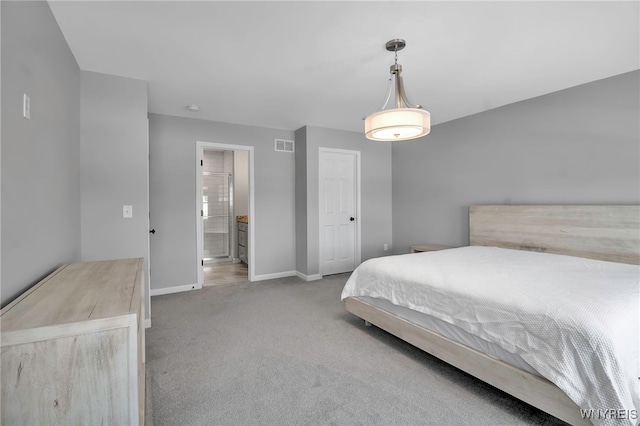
[{"left": 1, "top": 258, "right": 145, "bottom": 425}]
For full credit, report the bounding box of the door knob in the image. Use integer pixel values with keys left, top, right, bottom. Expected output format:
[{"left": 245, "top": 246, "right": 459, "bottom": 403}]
[
  {"left": 350, "top": 217, "right": 355, "bottom": 222},
  {"left": 149, "top": 229, "right": 156, "bottom": 234}
]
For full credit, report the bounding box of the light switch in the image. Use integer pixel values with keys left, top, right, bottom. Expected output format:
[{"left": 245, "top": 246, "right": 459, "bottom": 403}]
[
  {"left": 23, "top": 94, "right": 30, "bottom": 120},
  {"left": 123, "top": 205, "right": 133, "bottom": 218}
]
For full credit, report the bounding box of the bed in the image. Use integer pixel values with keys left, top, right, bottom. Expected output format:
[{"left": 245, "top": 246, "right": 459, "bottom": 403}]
[{"left": 341, "top": 205, "right": 640, "bottom": 426}]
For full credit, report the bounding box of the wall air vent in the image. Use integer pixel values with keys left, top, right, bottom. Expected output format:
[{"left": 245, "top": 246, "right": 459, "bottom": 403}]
[{"left": 274, "top": 139, "right": 294, "bottom": 153}]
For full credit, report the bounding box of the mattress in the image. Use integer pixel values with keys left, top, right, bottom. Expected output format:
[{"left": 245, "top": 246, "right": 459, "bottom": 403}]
[
  {"left": 341, "top": 246, "right": 640, "bottom": 426},
  {"left": 355, "top": 295, "right": 541, "bottom": 376}
]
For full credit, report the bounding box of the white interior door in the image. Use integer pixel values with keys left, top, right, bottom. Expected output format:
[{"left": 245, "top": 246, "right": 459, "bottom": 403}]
[{"left": 319, "top": 149, "right": 360, "bottom": 276}]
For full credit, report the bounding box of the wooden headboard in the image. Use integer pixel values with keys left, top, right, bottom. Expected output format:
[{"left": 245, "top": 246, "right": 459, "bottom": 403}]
[{"left": 469, "top": 205, "right": 640, "bottom": 265}]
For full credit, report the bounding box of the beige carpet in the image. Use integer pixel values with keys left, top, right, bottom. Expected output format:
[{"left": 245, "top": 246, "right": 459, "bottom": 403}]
[{"left": 145, "top": 274, "right": 565, "bottom": 425}]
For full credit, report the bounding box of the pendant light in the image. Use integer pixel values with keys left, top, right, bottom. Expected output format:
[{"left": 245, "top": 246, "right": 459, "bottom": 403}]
[{"left": 364, "top": 39, "right": 431, "bottom": 141}]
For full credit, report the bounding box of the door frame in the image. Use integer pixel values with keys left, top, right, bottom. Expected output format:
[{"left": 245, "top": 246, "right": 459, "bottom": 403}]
[
  {"left": 196, "top": 141, "right": 255, "bottom": 287},
  {"left": 145, "top": 118, "right": 151, "bottom": 328},
  {"left": 318, "top": 147, "right": 362, "bottom": 276}
]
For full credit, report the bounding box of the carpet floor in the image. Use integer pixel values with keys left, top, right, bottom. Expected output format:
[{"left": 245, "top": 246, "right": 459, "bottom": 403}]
[{"left": 145, "top": 273, "right": 566, "bottom": 425}]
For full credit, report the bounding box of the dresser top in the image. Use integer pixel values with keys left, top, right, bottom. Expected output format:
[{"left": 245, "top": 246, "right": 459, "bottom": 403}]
[{"left": 1, "top": 258, "right": 143, "bottom": 332}]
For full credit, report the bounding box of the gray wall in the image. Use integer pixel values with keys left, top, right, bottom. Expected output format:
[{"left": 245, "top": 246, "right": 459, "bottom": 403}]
[
  {"left": 80, "top": 71, "right": 149, "bottom": 317},
  {"left": 294, "top": 127, "right": 308, "bottom": 275},
  {"left": 1, "top": 1, "right": 81, "bottom": 306},
  {"left": 296, "top": 126, "right": 393, "bottom": 277},
  {"left": 392, "top": 70, "right": 640, "bottom": 253},
  {"left": 148, "top": 113, "right": 296, "bottom": 290}
]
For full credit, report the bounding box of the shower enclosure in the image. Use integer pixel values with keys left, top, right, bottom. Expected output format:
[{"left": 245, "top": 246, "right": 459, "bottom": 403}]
[{"left": 202, "top": 150, "right": 234, "bottom": 263}]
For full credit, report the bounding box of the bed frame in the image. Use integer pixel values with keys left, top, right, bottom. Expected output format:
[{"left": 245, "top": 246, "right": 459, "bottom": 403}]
[{"left": 344, "top": 205, "right": 640, "bottom": 425}]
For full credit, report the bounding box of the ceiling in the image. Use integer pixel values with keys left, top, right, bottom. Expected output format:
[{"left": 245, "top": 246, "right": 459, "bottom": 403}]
[{"left": 48, "top": 1, "right": 639, "bottom": 133}]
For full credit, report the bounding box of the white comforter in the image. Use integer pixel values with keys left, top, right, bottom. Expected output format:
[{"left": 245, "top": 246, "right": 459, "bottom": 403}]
[{"left": 341, "top": 246, "right": 640, "bottom": 426}]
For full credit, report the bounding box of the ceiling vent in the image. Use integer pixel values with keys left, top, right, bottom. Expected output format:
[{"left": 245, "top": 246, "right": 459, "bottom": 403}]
[{"left": 274, "top": 139, "right": 294, "bottom": 153}]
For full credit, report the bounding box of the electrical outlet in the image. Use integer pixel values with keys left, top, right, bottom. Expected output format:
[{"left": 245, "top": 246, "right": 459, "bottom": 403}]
[
  {"left": 123, "top": 205, "right": 133, "bottom": 218},
  {"left": 23, "top": 94, "right": 30, "bottom": 120},
  {"left": 384, "top": 243, "right": 389, "bottom": 251}
]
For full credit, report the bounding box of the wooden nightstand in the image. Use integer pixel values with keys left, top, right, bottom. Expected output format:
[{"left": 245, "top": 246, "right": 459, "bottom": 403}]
[{"left": 411, "top": 244, "right": 454, "bottom": 253}]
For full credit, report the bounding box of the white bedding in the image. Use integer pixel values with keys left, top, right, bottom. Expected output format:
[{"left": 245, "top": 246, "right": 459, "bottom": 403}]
[
  {"left": 356, "top": 295, "right": 541, "bottom": 375},
  {"left": 341, "top": 246, "right": 640, "bottom": 426}
]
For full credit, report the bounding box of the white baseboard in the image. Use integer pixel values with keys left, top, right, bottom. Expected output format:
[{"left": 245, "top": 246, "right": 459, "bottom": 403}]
[
  {"left": 252, "top": 271, "right": 323, "bottom": 282},
  {"left": 144, "top": 319, "right": 152, "bottom": 329},
  {"left": 252, "top": 270, "right": 296, "bottom": 281},
  {"left": 295, "top": 271, "right": 322, "bottom": 281},
  {"left": 150, "top": 283, "right": 198, "bottom": 296},
  {"left": 150, "top": 270, "right": 322, "bottom": 293}
]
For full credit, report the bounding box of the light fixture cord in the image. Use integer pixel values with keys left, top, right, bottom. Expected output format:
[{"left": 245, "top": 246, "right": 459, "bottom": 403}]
[
  {"left": 367, "top": 41, "right": 409, "bottom": 115},
  {"left": 378, "top": 45, "right": 400, "bottom": 112},
  {"left": 372, "top": 49, "right": 396, "bottom": 113},
  {"left": 373, "top": 77, "right": 393, "bottom": 113},
  {"left": 393, "top": 45, "right": 404, "bottom": 109}
]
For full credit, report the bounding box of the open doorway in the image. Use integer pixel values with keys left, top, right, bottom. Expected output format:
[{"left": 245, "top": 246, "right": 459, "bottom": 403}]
[{"left": 196, "top": 142, "right": 254, "bottom": 287}]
